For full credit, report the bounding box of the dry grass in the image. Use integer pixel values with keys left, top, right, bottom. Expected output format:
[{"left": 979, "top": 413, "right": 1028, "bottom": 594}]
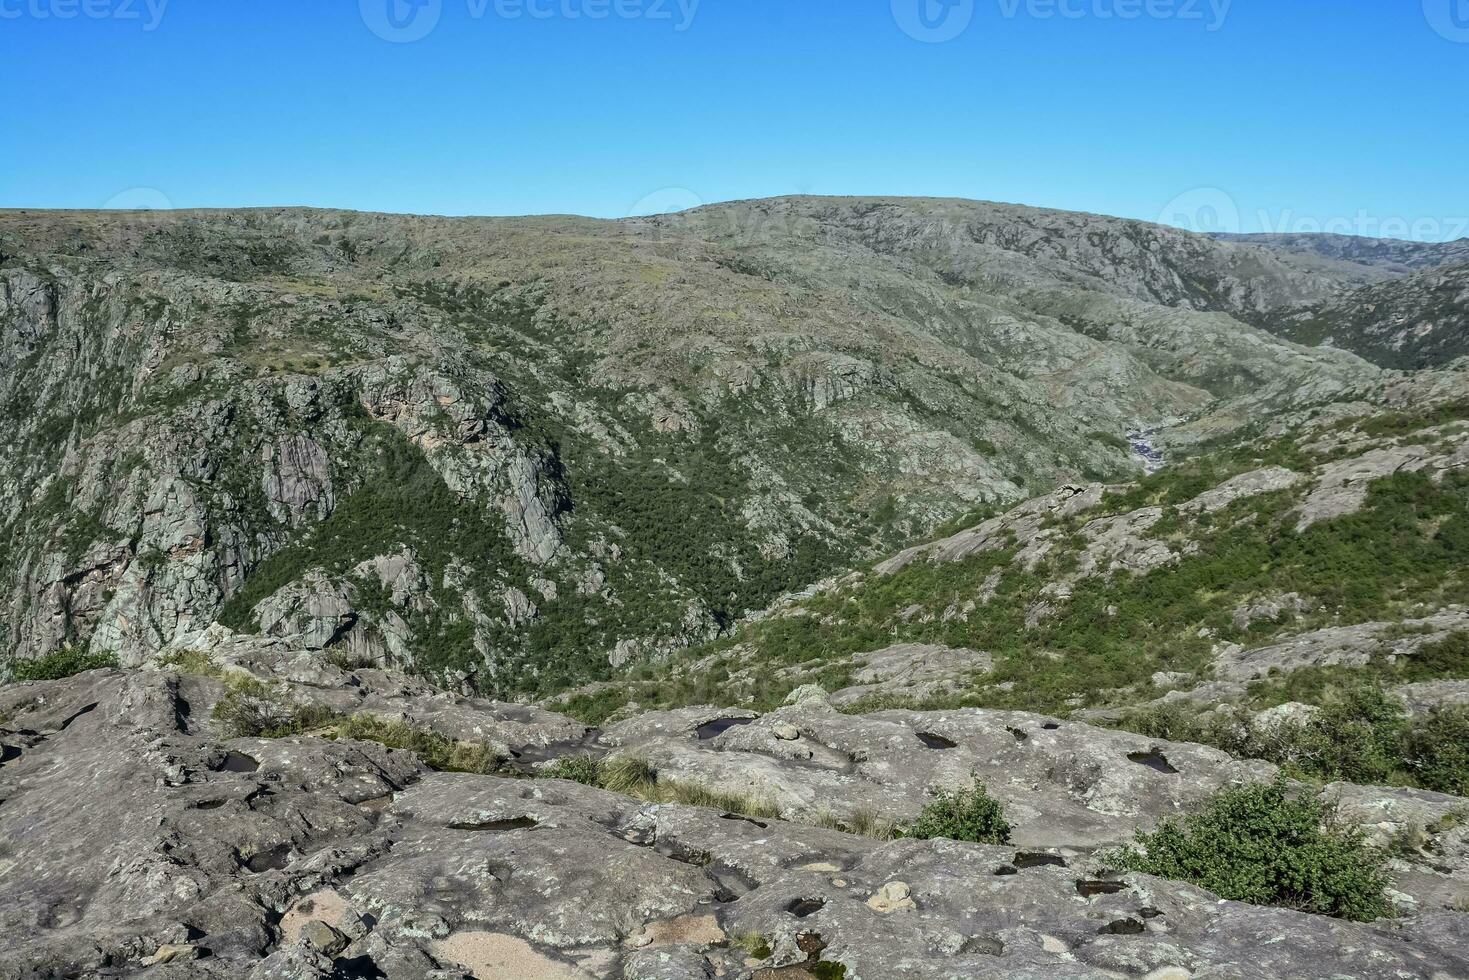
[
  {"left": 810, "top": 808, "right": 901, "bottom": 841},
  {"left": 559, "top": 754, "right": 906, "bottom": 838}
]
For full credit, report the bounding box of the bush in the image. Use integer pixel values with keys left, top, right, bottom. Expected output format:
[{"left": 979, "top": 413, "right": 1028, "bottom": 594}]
[
  {"left": 1121, "top": 683, "right": 1469, "bottom": 796},
  {"left": 8, "top": 648, "right": 118, "bottom": 683},
  {"left": 155, "top": 649, "right": 225, "bottom": 678},
  {"left": 904, "top": 780, "right": 1011, "bottom": 844},
  {"left": 730, "top": 932, "right": 772, "bottom": 960},
  {"left": 1291, "top": 684, "right": 1408, "bottom": 785},
  {"left": 1110, "top": 781, "right": 1391, "bottom": 922},
  {"left": 1404, "top": 707, "right": 1469, "bottom": 796}
]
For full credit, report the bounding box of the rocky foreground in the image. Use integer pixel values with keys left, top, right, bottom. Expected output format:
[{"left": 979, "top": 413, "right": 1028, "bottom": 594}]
[{"left": 3, "top": 631, "right": 1467, "bottom": 979}]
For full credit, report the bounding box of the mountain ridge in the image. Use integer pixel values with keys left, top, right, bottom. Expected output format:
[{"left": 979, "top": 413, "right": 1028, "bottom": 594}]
[{"left": 1, "top": 196, "right": 1463, "bottom": 697}]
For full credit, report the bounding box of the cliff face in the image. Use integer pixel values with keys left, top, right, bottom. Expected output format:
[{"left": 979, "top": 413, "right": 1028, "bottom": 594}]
[{"left": 0, "top": 200, "right": 1440, "bottom": 694}]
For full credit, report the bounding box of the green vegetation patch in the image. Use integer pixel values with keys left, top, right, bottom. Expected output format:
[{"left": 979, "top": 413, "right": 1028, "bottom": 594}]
[
  {"left": 210, "top": 673, "right": 503, "bottom": 775},
  {"left": 334, "top": 714, "right": 503, "bottom": 774},
  {"left": 1109, "top": 781, "right": 1391, "bottom": 922},
  {"left": 1122, "top": 681, "right": 1469, "bottom": 796},
  {"left": 904, "top": 780, "right": 1012, "bottom": 845},
  {"left": 6, "top": 648, "right": 119, "bottom": 683},
  {"left": 587, "top": 451, "right": 1469, "bottom": 720}
]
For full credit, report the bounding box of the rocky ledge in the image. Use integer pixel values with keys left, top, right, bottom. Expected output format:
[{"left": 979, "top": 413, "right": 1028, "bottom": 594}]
[{"left": 2, "top": 633, "right": 1467, "bottom": 979}]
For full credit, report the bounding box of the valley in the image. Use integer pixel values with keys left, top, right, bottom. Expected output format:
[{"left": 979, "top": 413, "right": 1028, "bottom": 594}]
[{"left": 2, "top": 198, "right": 1468, "bottom": 979}]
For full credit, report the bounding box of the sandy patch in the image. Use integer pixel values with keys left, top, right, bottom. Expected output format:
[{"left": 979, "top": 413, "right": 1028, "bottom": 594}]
[
  {"left": 279, "top": 889, "right": 349, "bottom": 946},
  {"left": 432, "top": 932, "right": 587, "bottom": 980},
  {"left": 631, "top": 913, "right": 726, "bottom": 947}
]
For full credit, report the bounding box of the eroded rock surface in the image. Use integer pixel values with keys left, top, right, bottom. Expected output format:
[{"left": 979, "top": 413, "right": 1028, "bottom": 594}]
[
  {"left": 3, "top": 651, "right": 1468, "bottom": 979},
  {"left": 824, "top": 643, "right": 994, "bottom": 708},
  {"left": 605, "top": 702, "right": 1273, "bottom": 849},
  {"left": 1212, "top": 609, "right": 1469, "bottom": 682}
]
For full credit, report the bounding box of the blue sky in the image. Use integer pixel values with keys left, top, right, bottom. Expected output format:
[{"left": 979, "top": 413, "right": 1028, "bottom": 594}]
[{"left": 1, "top": 0, "right": 1466, "bottom": 239}]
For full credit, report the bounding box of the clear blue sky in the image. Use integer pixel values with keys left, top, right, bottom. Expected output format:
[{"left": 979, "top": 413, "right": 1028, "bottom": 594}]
[{"left": 2, "top": 0, "right": 1466, "bottom": 239}]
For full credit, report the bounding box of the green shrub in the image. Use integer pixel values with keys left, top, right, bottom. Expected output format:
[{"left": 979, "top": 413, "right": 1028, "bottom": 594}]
[
  {"left": 1404, "top": 631, "right": 1469, "bottom": 682},
  {"left": 1290, "top": 684, "right": 1408, "bottom": 785},
  {"left": 730, "top": 932, "right": 772, "bottom": 960},
  {"left": 904, "top": 780, "right": 1011, "bottom": 845},
  {"left": 8, "top": 648, "right": 118, "bottom": 683},
  {"left": 1121, "top": 683, "right": 1469, "bottom": 797},
  {"left": 1404, "top": 707, "right": 1469, "bottom": 796},
  {"left": 1110, "top": 781, "right": 1391, "bottom": 922}
]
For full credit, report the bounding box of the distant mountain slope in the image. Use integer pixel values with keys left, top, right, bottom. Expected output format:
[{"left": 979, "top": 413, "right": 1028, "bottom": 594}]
[
  {"left": 1267, "top": 262, "right": 1469, "bottom": 370},
  {"left": 1212, "top": 232, "right": 1469, "bottom": 276},
  {"left": 0, "top": 198, "right": 1449, "bottom": 696}
]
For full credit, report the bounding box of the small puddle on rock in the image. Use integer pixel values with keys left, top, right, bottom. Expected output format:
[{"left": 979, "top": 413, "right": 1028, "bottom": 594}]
[
  {"left": 194, "top": 799, "right": 229, "bottom": 811},
  {"left": 915, "top": 733, "right": 957, "bottom": 750},
  {"left": 447, "top": 817, "right": 538, "bottom": 833},
  {"left": 1098, "top": 917, "right": 1145, "bottom": 935},
  {"left": 1076, "top": 879, "right": 1127, "bottom": 898},
  {"left": 709, "top": 863, "right": 758, "bottom": 902},
  {"left": 218, "top": 752, "right": 260, "bottom": 774},
  {"left": 786, "top": 898, "right": 825, "bottom": 918},
  {"left": 244, "top": 844, "right": 293, "bottom": 873},
  {"left": 721, "top": 813, "right": 768, "bottom": 829},
  {"left": 1127, "top": 751, "right": 1179, "bottom": 775},
  {"left": 0, "top": 745, "right": 21, "bottom": 765},
  {"left": 696, "top": 717, "right": 754, "bottom": 740},
  {"left": 1012, "top": 852, "right": 1068, "bottom": 870},
  {"left": 327, "top": 954, "right": 388, "bottom": 980},
  {"left": 1006, "top": 727, "right": 1029, "bottom": 744}
]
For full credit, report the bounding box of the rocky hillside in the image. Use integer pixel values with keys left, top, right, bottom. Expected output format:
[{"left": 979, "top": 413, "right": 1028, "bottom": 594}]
[
  {"left": 1268, "top": 262, "right": 1469, "bottom": 369},
  {"left": 1213, "top": 233, "right": 1469, "bottom": 368},
  {"left": 5, "top": 198, "right": 1443, "bottom": 696},
  {"left": 4, "top": 200, "right": 1469, "bottom": 976},
  {"left": 564, "top": 392, "right": 1469, "bottom": 775},
  {"left": 1212, "top": 232, "right": 1469, "bottom": 276}
]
